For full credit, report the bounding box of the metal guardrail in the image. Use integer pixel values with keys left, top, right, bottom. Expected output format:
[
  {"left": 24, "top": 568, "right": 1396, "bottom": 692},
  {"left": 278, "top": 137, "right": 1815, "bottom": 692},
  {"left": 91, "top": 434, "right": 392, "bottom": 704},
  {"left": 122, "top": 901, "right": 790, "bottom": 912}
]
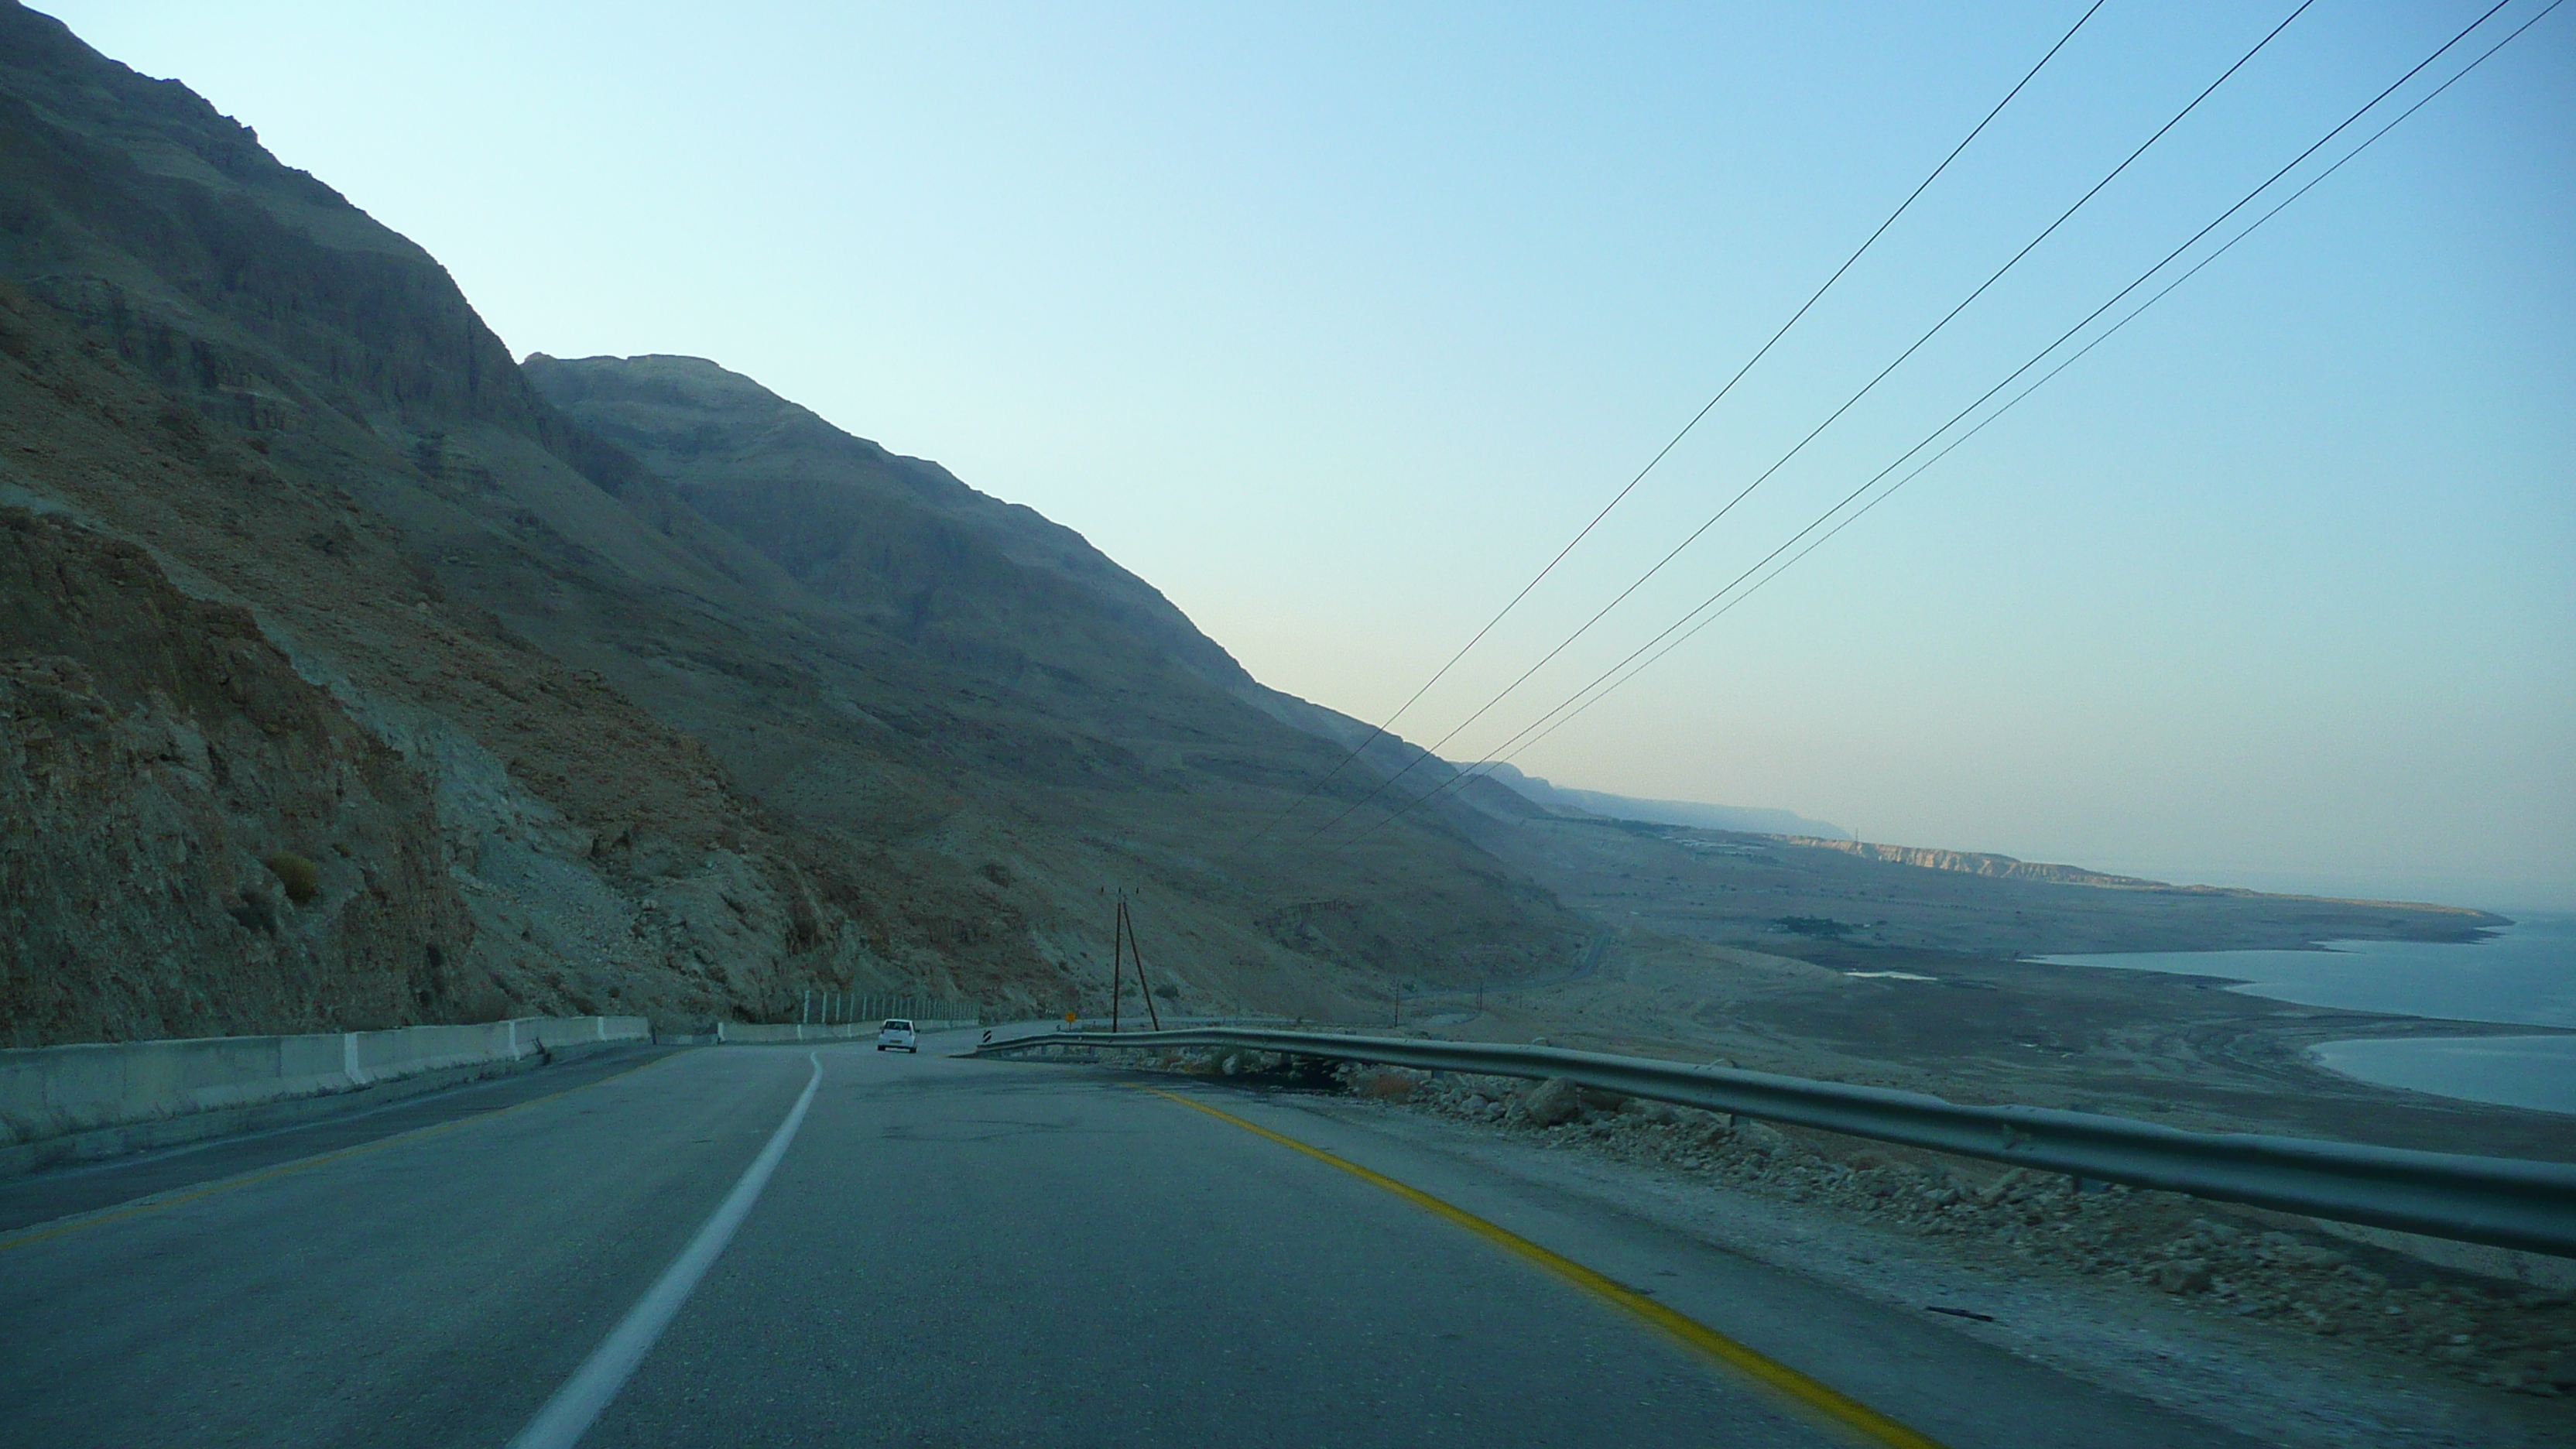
[{"left": 972, "top": 1026, "right": 2576, "bottom": 1258}]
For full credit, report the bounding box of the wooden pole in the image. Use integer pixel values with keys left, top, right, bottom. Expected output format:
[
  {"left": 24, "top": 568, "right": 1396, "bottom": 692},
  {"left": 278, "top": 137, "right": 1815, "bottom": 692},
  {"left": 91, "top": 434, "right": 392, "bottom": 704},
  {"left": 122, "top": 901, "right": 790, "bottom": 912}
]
[
  {"left": 1125, "top": 897, "right": 1163, "bottom": 1030},
  {"left": 1108, "top": 892, "right": 1123, "bottom": 1033}
]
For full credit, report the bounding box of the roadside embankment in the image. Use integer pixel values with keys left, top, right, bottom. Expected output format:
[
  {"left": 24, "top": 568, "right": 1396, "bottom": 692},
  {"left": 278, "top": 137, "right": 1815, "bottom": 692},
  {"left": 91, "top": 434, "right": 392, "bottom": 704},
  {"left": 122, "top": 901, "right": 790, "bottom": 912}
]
[
  {"left": 1397, "top": 1062, "right": 2576, "bottom": 1399},
  {"left": 0, "top": 1016, "right": 646, "bottom": 1175},
  {"left": 1136, "top": 1046, "right": 2576, "bottom": 1403}
]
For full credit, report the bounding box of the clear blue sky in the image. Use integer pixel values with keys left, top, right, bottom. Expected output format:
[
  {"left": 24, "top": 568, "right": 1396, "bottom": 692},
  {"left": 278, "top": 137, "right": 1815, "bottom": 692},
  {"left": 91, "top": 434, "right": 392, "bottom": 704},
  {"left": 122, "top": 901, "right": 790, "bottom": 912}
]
[{"left": 44, "top": 2, "right": 2574, "bottom": 909}]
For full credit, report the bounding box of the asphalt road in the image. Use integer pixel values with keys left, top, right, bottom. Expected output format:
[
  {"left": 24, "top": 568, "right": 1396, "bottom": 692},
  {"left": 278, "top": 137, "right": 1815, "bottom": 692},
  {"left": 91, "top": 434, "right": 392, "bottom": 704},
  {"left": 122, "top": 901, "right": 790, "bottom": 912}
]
[{"left": 0, "top": 1036, "right": 2264, "bottom": 1448}]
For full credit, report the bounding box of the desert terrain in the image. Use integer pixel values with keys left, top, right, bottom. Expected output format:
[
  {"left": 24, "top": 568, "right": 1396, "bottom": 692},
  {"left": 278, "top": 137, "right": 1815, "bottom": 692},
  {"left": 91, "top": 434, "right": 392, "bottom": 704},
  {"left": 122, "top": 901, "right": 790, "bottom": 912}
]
[
  {"left": 1355, "top": 809, "right": 2560, "bottom": 1160},
  {"left": 0, "top": 0, "right": 2551, "bottom": 1168},
  {"left": 1390, "top": 930, "right": 2564, "bottom": 1161}
]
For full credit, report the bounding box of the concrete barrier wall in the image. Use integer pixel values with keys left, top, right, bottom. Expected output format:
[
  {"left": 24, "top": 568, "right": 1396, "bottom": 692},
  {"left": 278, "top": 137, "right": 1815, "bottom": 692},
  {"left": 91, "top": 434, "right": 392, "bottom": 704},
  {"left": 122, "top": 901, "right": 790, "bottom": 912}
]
[{"left": 0, "top": 1017, "right": 648, "bottom": 1164}]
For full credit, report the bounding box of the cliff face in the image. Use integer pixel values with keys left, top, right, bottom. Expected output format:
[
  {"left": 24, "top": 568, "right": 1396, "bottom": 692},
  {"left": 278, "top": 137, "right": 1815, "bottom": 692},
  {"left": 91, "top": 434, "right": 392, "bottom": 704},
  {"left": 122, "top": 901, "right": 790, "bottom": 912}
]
[
  {"left": 0, "top": 5, "right": 1583, "bottom": 1043},
  {"left": 1787, "top": 838, "right": 2170, "bottom": 889}
]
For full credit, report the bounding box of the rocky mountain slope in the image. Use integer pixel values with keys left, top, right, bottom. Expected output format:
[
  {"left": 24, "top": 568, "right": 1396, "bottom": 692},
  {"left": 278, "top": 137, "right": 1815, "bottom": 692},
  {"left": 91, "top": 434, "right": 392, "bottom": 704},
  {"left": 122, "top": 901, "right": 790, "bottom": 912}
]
[
  {"left": 522, "top": 353, "right": 1251, "bottom": 696},
  {"left": 0, "top": 504, "right": 478, "bottom": 1040},
  {"left": 0, "top": 4, "right": 1583, "bottom": 1045}
]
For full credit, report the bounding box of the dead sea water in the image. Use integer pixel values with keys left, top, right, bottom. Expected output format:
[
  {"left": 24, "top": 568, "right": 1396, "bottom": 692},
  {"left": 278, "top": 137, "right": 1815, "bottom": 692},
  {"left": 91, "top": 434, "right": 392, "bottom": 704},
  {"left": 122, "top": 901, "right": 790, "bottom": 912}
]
[{"left": 2036, "top": 911, "right": 2576, "bottom": 1118}]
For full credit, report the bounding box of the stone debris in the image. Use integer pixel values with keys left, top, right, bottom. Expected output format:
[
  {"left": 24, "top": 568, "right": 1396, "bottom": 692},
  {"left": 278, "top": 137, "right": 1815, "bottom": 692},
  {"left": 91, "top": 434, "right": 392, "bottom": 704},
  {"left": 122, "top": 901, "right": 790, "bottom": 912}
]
[
  {"left": 1521, "top": 1077, "right": 1585, "bottom": 1127},
  {"left": 2155, "top": 1259, "right": 2213, "bottom": 1295}
]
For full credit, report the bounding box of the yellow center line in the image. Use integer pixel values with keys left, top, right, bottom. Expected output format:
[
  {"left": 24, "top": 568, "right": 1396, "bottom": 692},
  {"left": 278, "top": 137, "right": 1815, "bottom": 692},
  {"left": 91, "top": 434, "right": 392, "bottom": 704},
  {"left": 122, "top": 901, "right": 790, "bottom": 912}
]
[
  {"left": 1146, "top": 1088, "right": 1948, "bottom": 1449},
  {"left": 0, "top": 1050, "right": 685, "bottom": 1255}
]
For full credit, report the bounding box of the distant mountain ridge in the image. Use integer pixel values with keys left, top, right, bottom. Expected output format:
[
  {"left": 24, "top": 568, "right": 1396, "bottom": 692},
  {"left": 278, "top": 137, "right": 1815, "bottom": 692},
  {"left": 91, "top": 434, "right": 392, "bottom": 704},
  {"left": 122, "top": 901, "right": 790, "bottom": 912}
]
[
  {"left": 521, "top": 354, "right": 1255, "bottom": 694},
  {"left": 1476, "top": 762, "right": 1850, "bottom": 840},
  {"left": 522, "top": 351, "right": 1519, "bottom": 823}
]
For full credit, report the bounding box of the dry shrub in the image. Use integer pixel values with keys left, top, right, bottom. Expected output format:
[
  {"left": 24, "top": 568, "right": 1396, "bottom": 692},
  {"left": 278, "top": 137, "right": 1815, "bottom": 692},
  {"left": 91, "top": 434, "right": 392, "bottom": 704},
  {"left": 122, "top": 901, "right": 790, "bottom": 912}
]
[{"left": 264, "top": 851, "right": 320, "bottom": 905}]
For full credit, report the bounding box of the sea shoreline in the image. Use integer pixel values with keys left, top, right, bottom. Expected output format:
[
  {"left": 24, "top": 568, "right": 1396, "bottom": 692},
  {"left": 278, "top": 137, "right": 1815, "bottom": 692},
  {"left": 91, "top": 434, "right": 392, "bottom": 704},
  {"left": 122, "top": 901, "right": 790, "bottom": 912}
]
[{"left": 2019, "top": 917, "right": 2576, "bottom": 1116}]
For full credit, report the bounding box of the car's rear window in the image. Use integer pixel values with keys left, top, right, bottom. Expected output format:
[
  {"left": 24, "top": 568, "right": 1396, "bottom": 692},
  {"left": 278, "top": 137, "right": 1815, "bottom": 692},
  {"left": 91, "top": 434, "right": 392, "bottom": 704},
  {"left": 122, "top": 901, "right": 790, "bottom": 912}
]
[{"left": 884, "top": 1020, "right": 913, "bottom": 1030}]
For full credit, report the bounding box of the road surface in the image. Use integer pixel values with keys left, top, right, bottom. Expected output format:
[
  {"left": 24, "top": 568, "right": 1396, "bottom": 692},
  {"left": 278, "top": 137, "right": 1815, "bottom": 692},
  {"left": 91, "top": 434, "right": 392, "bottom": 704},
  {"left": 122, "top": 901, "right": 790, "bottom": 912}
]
[{"left": 0, "top": 1035, "right": 2262, "bottom": 1447}]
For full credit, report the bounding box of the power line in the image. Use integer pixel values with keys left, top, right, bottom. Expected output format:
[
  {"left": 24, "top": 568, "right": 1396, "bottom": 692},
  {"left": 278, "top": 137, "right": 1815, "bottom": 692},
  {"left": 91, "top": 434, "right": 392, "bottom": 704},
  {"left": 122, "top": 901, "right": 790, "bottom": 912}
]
[
  {"left": 1221, "top": 0, "right": 2110, "bottom": 858},
  {"left": 1543, "top": 0, "right": 2576, "bottom": 749},
  {"left": 1285, "top": 0, "right": 2315, "bottom": 855},
  {"left": 1325, "top": 0, "right": 2536, "bottom": 857},
  {"left": 1317, "top": 0, "right": 2537, "bottom": 860}
]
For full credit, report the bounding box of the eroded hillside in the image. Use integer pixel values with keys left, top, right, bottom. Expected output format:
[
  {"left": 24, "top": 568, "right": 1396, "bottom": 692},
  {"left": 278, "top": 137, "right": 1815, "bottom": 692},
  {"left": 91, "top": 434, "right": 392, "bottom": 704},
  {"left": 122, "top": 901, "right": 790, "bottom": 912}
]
[
  {"left": 0, "top": 4, "right": 1584, "bottom": 1043},
  {"left": 0, "top": 505, "right": 478, "bottom": 1041}
]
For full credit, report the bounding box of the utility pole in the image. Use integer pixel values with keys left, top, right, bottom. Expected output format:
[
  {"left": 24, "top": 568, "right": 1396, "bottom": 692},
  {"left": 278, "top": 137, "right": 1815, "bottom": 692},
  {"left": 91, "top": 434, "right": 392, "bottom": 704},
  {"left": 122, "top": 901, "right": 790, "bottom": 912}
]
[
  {"left": 1111, "top": 891, "right": 1163, "bottom": 1031},
  {"left": 1135, "top": 897, "right": 1161, "bottom": 1030}
]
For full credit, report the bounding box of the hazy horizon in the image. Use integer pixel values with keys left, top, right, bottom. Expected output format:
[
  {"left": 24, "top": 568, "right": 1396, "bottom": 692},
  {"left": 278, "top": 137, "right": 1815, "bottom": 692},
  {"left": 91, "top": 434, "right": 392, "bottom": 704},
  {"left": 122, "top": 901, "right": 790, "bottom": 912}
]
[
  {"left": 46, "top": 1, "right": 2572, "bottom": 911},
  {"left": 1476, "top": 757, "right": 2569, "bottom": 913}
]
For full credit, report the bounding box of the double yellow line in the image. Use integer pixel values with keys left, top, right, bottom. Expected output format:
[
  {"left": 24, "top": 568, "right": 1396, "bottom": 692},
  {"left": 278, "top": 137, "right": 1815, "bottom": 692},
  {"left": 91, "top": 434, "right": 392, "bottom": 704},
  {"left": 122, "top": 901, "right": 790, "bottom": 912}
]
[
  {"left": 1149, "top": 1089, "right": 1947, "bottom": 1449},
  {"left": 0, "top": 1051, "right": 681, "bottom": 1255}
]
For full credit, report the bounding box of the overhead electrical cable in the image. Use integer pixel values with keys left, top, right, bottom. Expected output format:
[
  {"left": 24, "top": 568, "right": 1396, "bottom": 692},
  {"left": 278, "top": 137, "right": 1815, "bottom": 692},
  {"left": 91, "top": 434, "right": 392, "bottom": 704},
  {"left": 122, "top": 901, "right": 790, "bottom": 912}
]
[
  {"left": 1315, "top": 0, "right": 2535, "bottom": 860},
  {"left": 1283, "top": 0, "right": 2316, "bottom": 855},
  {"left": 1521, "top": 0, "right": 2576, "bottom": 757},
  {"left": 1221, "top": 0, "right": 2110, "bottom": 858},
  {"left": 1321, "top": 0, "right": 2537, "bottom": 858}
]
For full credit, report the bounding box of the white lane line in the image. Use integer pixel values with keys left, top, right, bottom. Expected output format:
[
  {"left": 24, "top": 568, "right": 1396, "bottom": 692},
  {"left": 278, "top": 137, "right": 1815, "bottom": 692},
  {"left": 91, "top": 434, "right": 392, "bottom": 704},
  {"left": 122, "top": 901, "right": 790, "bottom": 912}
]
[{"left": 505, "top": 1050, "right": 824, "bottom": 1449}]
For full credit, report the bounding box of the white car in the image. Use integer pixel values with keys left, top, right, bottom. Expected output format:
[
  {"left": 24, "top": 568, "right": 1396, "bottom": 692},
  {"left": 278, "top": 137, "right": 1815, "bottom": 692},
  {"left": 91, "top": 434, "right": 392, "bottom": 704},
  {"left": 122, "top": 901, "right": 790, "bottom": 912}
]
[{"left": 876, "top": 1019, "right": 918, "bottom": 1053}]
